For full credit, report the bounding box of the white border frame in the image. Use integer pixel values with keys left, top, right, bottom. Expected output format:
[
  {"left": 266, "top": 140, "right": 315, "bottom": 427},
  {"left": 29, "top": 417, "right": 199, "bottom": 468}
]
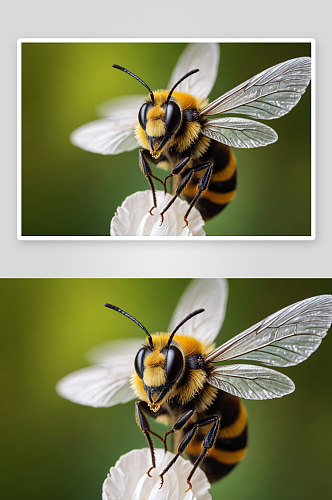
[{"left": 17, "top": 37, "right": 316, "bottom": 241}]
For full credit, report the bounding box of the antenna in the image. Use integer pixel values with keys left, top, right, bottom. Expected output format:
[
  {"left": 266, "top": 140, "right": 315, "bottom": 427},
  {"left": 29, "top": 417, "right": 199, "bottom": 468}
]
[
  {"left": 104, "top": 303, "right": 154, "bottom": 348},
  {"left": 166, "top": 308, "right": 205, "bottom": 348},
  {"left": 166, "top": 69, "right": 200, "bottom": 103},
  {"left": 112, "top": 64, "right": 155, "bottom": 104}
]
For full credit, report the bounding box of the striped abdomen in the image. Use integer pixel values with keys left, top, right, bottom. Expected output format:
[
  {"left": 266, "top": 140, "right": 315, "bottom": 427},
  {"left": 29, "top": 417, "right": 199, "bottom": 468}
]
[
  {"left": 185, "top": 391, "right": 248, "bottom": 483},
  {"left": 182, "top": 141, "right": 237, "bottom": 221}
]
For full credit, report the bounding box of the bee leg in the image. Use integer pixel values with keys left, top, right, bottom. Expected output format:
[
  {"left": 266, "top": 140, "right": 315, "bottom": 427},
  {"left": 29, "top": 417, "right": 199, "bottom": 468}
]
[
  {"left": 182, "top": 163, "right": 213, "bottom": 228},
  {"left": 163, "top": 156, "right": 192, "bottom": 194},
  {"left": 135, "top": 401, "right": 164, "bottom": 476},
  {"left": 159, "top": 170, "right": 195, "bottom": 225},
  {"left": 159, "top": 415, "right": 220, "bottom": 490},
  {"left": 139, "top": 150, "right": 165, "bottom": 215},
  {"left": 163, "top": 408, "right": 196, "bottom": 453},
  {"left": 184, "top": 417, "right": 220, "bottom": 492},
  {"left": 159, "top": 162, "right": 212, "bottom": 227}
]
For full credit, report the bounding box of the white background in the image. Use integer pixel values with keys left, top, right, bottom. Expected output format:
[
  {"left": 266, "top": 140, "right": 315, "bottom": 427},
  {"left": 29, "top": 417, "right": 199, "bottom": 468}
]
[{"left": 1, "top": 0, "right": 332, "bottom": 277}]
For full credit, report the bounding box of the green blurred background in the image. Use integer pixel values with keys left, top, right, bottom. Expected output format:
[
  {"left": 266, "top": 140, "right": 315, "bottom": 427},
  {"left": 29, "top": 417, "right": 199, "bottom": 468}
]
[
  {"left": 21, "top": 42, "right": 311, "bottom": 236},
  {"left": 1, "top": 278, "right": 331, "bottom": 499}
]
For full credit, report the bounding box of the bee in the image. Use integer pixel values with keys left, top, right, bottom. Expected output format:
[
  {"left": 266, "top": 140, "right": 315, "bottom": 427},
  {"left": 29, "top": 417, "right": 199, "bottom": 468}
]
[
  {"left": 71, "top": 44, "right": 311, "bottom": 226},
  {"left": 56, "top": 280, "right": 331, "bottom": 491}
]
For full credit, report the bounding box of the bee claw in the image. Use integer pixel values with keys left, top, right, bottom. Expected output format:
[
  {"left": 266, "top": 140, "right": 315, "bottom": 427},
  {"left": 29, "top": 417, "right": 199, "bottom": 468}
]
[
  {"left": 184, "top": 480, "right": 192, "bottom": 493},
  {"left": 149, "top": 207, "right": 155, "bottom": 216},
  {"left": 159, "top": 476, "right": 164, "bottom": 489},
  {"left": 159, "top": 213, "right": 164, "bottom": 226},
  {"left": 147, "top": 466, "right": 155, "bottom": 477},
  {"left": 182, "top": 218, "right": 189, "bottom": 229}
]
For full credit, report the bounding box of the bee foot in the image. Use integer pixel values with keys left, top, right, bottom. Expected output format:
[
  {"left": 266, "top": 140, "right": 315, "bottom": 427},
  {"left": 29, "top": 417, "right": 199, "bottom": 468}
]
[
  {"left": 182, "top": 218, "right": 189, "bottom": 229},
  {"left": 147, "top": 466, "right": 155, "bottom": 477},
  {"left": 185, "top": 480, "right": 192, "bottom": 493}
]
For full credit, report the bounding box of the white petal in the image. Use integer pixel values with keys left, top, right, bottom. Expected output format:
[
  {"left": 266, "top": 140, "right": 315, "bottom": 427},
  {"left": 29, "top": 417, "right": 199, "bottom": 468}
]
[
  {"left": 168, "top": 43, "right": 219, "bottom": 98},
  {"left": 148, "top": 474, "right": 171, "bottom": 500},
  {"left": 168, "top": 279, "right": 228, "bottom": 343},
  {"left": 111, "top": 191, "right": 205, "bottom": 237},
  {"left": 102, "top": 467, "right": 127, "bottom": 500},
  {"left": 103, "top": 449, "right": 211, "bottom": 500}
]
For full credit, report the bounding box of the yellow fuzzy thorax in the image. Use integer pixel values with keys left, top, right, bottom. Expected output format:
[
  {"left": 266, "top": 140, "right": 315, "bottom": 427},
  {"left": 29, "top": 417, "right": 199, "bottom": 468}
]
[
  {"left": 148, "top": 332, "right": 213, "bottom": 357},
  {"left": 135, "top": 91, "right": 208, "bottom": 155},
  {"left": 151, "top": 90, "right": 207, "bottom": 111},
  {"left": 131, "top": 332, "right": 215, "bottom": 409}
]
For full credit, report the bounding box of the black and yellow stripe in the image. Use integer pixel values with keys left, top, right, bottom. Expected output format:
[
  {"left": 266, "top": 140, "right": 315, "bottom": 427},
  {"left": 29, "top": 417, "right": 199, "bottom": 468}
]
[
  {"left": 184, "top": 391, "right": 248, "bottom": 483},
  {"left": 182, "top": 141, "right": 237, "bottom": 221}
]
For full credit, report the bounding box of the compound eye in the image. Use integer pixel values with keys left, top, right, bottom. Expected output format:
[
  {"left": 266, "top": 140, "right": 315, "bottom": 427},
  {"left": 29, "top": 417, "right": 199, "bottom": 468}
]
[
  {"left": 134, "top": 347, "right": 146, "bottom": 380},
  {"left": 165, "top": 345, "right": 184, "bottom": 384},
  {"left": 138, "top": 102, "right": 150, "bottom": 131},
  {"left": 165, "top": 101, "right": 181, "bottom": 135}
]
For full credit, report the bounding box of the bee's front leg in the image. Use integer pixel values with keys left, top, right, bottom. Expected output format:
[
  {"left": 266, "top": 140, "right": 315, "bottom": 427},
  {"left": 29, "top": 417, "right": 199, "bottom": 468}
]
[
  {"left": 139, "top": 150, "right": 165, "bottom": 215},
  {"left": 163, "top": 156, "right": 193, "bottom": 195},
  {"left": 135, "top": 401, "right": 164, "bottom": 476},
  {"left": 162, "top": 408, "right": 196, "bottom": 453}
]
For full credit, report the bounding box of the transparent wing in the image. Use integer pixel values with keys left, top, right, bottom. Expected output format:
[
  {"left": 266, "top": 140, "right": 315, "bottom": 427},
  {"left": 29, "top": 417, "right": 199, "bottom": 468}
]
[
  {"left": 201, "top": 57, "right": 311, "bottom": 120},
  {"left": 168, "top": 279, "right": 228, "bottom": 344},
  {"left": 56, "top": 366, "right": 135, "bottom": 408},
  {"left": 206, "top": 295, "right": 332, "bottom": 367},
  {"left": 202, "top": 117, "right": 278, "bottom": 148},
  {"left": 207, "top": 364, "right": 295, "bottom": 400},
  {"left": 95, "top": 94, "right": 147, "bottom": 119},
  {"left": 86, "top": 338, "right": 143, "bottom": 365},
  {"left": 56, "top": 338, "right": 140, "bottom": 408},
  {"left": 167, "top": 43, "right": 220, "bottom": 98},
  {"left": 70, "top": 118, "right": 138, "bottom": 155}
]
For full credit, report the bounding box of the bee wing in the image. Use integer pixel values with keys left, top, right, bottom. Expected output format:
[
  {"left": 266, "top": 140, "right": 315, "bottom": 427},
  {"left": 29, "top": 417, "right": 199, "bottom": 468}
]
[
  {"left": 56, "top": 339, "right": 141, "bottom": 408},
  {"left": 206, "top": 295, "right": 332, "bottom": 367},
  {"left": 70, "top": 118, "right": 138, "bottom": 155},
  {"left": 168, "top": 279, "right": 228, "bottom": 343},
  {"left": 167, "top": 43, "right": 220, "bottom": 98},
  {"left": 95, "top": 94, "right": 147, "bottom": 119},
  {"left": 70, "top": 94, "right": 146, "bottom": 156},
  {"left": 201, "top": 57, "right": 311, "bottom": 120},
  {"left": 86, "top": 338, "right": 143, "bottom": 365},
  {"left": 202, "top": 117, "right": 278, "bottom": 148},
  {"left": 207, "top": 364, "right": 295, "bottom": 400},
  {"left": 56, "top": 366, "right": 134, "bottom": 408}
]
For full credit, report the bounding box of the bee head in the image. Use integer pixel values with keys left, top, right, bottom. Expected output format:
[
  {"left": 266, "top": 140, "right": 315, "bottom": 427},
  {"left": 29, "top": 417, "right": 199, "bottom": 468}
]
[
  {"left": 134, "top": 342, "right": 184, "bottom": 410},
  {"left": 138, "top": 98, "right": 182, "bottom": 159},
  {"left": 112, "top": 65, "right": 199, "bottom": 158},
  {"left": 134, "top": 308, "right": 205, "bottom": 412},
  {"left": 104, "top": 302, "right": 204, "bottom": 412},
  {"left": 105, "top": 304, "right": 204, "bottom": 412}
]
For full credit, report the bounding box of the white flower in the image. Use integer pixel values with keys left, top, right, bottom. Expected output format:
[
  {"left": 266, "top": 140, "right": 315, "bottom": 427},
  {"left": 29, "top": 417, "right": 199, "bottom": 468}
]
[
  {"left": 102, "top": 448, "right": 211, "bottom": 500},
  {"left": 110, "top": 190, "right": 205, "bottom": 236}
]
